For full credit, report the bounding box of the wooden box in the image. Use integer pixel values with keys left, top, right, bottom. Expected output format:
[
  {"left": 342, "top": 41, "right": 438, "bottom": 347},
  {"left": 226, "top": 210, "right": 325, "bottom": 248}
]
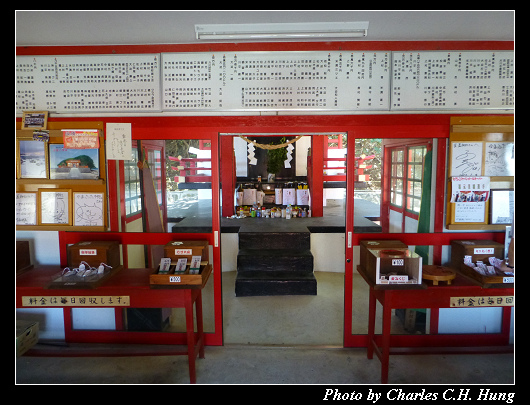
[
  {"left": 163, "top": 240, "right": 209, "bottom": 263},
  {"left": 450, "top": 240, "right": 513, "bottom": 286},
  {"left": 360, "top": 240, "right": 422, "bottom": 286},
  {"left": 16, "top": 240, "right": 33, "bottom": 274},
  {"left": 67, "top": 241, "right": 121, "bottom": 268},
  {"left": 150, "top": 264, "right": 212, "bottom": 289},
  {"left": 360, "top": 240, "right": 408, "bottom": 272}
]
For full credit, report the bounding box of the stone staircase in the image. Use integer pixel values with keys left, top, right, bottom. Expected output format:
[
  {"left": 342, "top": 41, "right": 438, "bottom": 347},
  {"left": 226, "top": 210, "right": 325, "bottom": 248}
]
[{"left": 235, "top": 231, "right": 317, "bottom": 296}]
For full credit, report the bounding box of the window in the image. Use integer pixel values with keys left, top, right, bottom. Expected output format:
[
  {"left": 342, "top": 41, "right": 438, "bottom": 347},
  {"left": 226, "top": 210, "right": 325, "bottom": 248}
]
[
  {"left": 124, "top": 142, "right": 164, "bottom": 218},
  {"left": 147, "top": 148, "right": 163, "bottom": 206},
  {"left": 124, "top": 148, "right": 141, "bottom": 217},
  {"left": 405, "top": 146, "right": 427, "bottom": 214},
  {"left": 389, "top": 145, "right": 427, "bottom": 215},
  {"left": 390, "top": 149, "right": 404, "bottom": 207}
]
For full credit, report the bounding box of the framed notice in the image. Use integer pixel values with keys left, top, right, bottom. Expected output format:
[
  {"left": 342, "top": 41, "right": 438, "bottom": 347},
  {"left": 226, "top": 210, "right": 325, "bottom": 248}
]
[
  {"left": 16, "top": 192, "right": 37, "bottom": 226},
  {"left": 449, "top": 142, "right": 483, "bottom": 177},
  {"left": 38, "top": 189, "right": 72, "bottom": 225},
  {"left": 73, "top": 192, "right": 104, "bottom": 226},
  {"left": 21, "top": 111, "right": 48, "bottom": 130}
]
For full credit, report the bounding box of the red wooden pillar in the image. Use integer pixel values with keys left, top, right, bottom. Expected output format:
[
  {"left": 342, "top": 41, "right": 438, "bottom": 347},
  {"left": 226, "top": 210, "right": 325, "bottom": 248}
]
[
  {"left": 220, "top": 135, "right": 235, "bottom": 217},
  {"left": 310, "top": 135, "right": 325, "bottom": 217}
]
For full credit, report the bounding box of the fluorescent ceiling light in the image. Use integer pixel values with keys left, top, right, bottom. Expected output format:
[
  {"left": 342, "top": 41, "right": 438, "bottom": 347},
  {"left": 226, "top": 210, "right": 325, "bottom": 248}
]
[{"left": 195, "top": 22, "right": 369, "bottom": 40}]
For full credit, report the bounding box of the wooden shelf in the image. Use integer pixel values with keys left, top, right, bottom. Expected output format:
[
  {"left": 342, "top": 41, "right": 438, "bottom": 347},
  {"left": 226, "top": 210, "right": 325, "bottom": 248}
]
[
  {"left": 15, "top": 121, "right": 108, "bottom": 231},
  {"left": 446, "top": 224, "right": 507, "bottom": 231}
]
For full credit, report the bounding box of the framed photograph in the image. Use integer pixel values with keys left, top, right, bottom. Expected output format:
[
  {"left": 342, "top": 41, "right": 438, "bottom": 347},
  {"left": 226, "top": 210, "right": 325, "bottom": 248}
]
[
  {"left": 17, "top": 139, "right": 49, "bottom": 179},
  {"left": 21, "top": 111, "right": 48, "bottom": 130},
  {"left": 48, "top": 144, "right": 99, "bottom": 180},
  {"left": 73, "top": 192, "right": 104, "bottom": 226},
  {"left": 16, "top": 192, "right": 38, "bottom": 226},
  {"left": 38, "top": 189, "right": 72, "bottom": 225}
]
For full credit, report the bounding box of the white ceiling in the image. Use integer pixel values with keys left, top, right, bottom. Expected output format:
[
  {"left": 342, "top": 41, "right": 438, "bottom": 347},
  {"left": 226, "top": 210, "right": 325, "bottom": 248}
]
[{"left": 16, "top": 10, "right": 514, "bottom": 46}]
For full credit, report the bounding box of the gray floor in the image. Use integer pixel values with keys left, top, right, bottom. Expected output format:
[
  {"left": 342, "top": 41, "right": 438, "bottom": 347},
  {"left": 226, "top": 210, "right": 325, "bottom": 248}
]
[
  {"left": 16, "top": 271, "right": 514, "bottom": 385},
  {"left": 15, "top": 344, "right": 514, "bottom": 385}
]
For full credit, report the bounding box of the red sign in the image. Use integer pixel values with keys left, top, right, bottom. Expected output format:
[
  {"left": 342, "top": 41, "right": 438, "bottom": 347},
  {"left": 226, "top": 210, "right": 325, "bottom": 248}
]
[{"left": 62, "top": 130, "right": 99, "bottom": 149}]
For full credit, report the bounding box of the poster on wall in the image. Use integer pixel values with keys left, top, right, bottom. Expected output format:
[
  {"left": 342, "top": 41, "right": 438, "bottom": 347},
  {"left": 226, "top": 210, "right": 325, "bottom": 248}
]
[
  {"left": 391, "top": 51, "right": 514, "bottom": 110},
  {"left": 16, "top": 54, "right": 161, "bottom": 113},
  {"left": 48, "top": 145, "right": 99, "bottom": 180},
  {"left": 106, "top": 123, "right": 132, "bottom": 160},
  {"left": 62, "top": 129, "right": 99, "bottom": 149},
  {"left": 38, "top": 189, "right": 71, "bottom": 225},
  {"left": 161, "top": 51, "right": 391, "bottom": 111},
  {"left": 73, "top": 192, "right": 104, "bottom": 226},
  {"left": 450, "top": 177, "right": 490, "bottom": 203},
  {"left": 454, "top": 202, "right": 486, "bottom": 223},
  {"left": 484, "top": 142, "right": 515, "bottom": 176},
  {"left": 16, "top": 192, "right": 37, "bottom": 225},
  {"left": 450, "top": 142, "right": 483, "bottom": 177}
]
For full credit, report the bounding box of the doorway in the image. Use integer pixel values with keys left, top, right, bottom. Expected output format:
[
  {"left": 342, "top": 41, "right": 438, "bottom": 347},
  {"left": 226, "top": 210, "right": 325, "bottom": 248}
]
[{"left": 220, "top": 132, "right": 347, "bottom": 345}]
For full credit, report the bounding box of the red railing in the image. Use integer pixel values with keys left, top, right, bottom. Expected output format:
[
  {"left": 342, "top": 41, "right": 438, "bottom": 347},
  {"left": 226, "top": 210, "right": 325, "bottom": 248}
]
[
  {"left": 167, "top": 156, "right": 212, "bottom": 183},
  {"left": 318, "top": 154, "right": 375, "bottom": 182}
]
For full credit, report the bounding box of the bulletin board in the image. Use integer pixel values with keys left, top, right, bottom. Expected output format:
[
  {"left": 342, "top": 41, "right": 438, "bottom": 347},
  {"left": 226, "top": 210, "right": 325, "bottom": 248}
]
[
  {"left": 15, "top": 121, "right": 108, "bottom": 231},
  {"left": 391, "top": 51, "right": 514, "bottom": 110},
  {"left": 16, "top": 50, "right": 513, "bottom": 113},
  {"left": 446, "top": 117, "right": 514, "bottom": 230},
  {"left": 15, "top": 54, "right": 161, "bottom": 113},
  {"left": 162, "top": 51, "right": 391, "bottom": 111}
]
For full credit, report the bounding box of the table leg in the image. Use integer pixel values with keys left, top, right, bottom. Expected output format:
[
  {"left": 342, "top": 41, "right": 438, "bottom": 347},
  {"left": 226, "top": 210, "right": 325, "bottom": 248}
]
[
  {"left": 380, "top": 295, "right": 392, "bottom": 384},
  {"left": 196, "top": 290, "right": 205, "bottom": 359},
  {"left": 367, "top": 288, "right": 376, "bottom": 359},
  {"left": 184, "top": 290, "right": 197, "bottom": 384}
]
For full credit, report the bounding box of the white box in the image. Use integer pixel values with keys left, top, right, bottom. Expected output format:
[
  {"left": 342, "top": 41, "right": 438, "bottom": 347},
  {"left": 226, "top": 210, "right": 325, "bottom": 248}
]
[
  {"left": 283, "top": 188, "right": 296, "bottom": 205},
  {"left": 296, "top": 189, "right": 310, "bottom": 205}
]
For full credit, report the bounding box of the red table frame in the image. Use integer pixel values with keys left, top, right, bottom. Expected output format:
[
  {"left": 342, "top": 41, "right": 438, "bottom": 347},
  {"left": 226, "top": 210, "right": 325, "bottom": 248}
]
[
  {"left": 16, "top": 266, "right": 207, "bottom": 384},
  {"left": 357, "top": 266, "right": 514, "bottom": 384}
]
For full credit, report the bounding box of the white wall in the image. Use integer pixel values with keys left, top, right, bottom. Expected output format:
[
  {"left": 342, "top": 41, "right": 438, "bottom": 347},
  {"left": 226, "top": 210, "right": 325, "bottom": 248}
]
[{"left": 15, "top": 11, "right": 514, "bottom": 47}]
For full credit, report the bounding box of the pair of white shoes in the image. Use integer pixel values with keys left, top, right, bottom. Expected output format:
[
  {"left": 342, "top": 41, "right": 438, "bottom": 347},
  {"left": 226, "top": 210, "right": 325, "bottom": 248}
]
[{"left": 62, "top": 261, "right": 112, "bottom": 277}]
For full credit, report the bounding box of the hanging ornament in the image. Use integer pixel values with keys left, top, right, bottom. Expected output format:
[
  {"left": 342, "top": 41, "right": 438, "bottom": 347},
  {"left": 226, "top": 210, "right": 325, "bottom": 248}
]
[
  {"left": 247, "top": 141, "right": 257, "bottom": 165},
  {"left": 284, "top": 143, "right": 294, "bottom": 168}
]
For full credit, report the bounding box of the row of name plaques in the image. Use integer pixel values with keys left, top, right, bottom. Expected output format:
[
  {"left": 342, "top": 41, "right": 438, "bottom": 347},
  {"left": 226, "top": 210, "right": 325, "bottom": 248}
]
[{"left": 16, "top": 51, "right": 513, "bottom": 113}]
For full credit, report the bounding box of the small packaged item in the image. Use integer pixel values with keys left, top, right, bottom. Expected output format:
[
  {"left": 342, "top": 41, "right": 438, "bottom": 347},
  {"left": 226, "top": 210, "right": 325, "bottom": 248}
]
[
  {"left": 189, "top": 256, "right": 201, "bottom": 274},
  {"left": 175, "top": 258, "right": 188, "bottom": 273},
  {"left": 158, "top": 258, "right": 172, "bottom": 274}
]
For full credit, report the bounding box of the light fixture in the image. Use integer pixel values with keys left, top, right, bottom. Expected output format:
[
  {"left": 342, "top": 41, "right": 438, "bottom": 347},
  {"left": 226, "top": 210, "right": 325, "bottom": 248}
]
[{"left": 195, "top": 22, "right": 369, "bottom": 41}]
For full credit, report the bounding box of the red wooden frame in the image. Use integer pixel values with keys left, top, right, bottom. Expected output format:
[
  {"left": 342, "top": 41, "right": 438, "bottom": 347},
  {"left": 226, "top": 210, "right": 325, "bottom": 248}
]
[
  {"left": 382, "top": 140, "right": 432, "bottom": 232},
  {"left": 16, "top": 40, "right": 514, "bottom": 350}
]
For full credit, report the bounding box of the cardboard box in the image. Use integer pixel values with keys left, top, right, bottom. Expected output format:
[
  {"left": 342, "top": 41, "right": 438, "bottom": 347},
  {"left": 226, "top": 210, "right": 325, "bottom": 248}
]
[
  {"left": 16, "top": 320, "right": 39, "bottom": 357},
  {"left": 360, "top": 240, "right": 421, "bottom": 285},
  {"left": 450, "top": 240, "right": 512, "bottom": 286},
  {"left": 67, "top": 241, "right": 120, "bottom": 268}
]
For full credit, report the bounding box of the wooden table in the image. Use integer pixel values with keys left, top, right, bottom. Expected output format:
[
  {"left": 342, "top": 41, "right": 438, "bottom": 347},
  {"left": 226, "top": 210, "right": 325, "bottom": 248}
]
[
  {"left": 16, "top": 266, "right": 211, "bottom": 384},
  {"left": 357, "top": 266, "right": 514, "bottom": 384}
]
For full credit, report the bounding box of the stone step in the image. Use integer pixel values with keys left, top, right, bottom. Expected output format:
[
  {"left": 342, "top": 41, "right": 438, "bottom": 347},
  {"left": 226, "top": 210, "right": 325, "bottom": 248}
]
[
  {"left": 235, "top": 271, "right": 317, "bottom": 297},
  {"left": 237, "top": 249, "right": 313, "bottom": 272},
  {"left": 238, "top": 232, "right": 310, "bottom": 251}
]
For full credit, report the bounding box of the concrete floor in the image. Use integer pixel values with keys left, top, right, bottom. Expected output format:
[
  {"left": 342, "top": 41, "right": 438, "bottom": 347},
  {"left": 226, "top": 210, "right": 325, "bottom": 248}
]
[
  {"left": 15, "top": 345, "right": 514, "bottom": 384},
  {"left": 16, "top": 271, "right": 514, "bottom": 384}
]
